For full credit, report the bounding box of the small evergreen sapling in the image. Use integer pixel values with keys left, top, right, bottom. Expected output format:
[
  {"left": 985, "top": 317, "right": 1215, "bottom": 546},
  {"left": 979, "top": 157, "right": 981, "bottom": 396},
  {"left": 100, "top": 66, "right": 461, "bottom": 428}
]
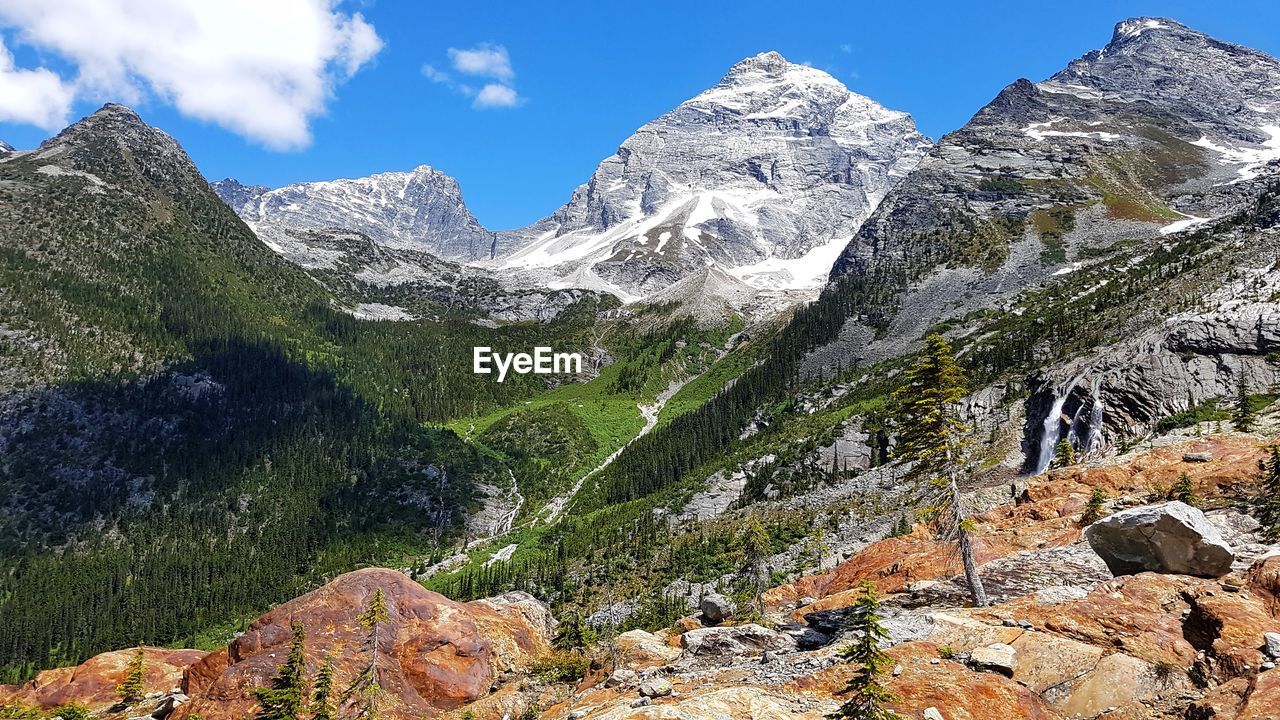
[
  {"left": 1051, "top": 438, "right": 1076, "bottom": 469},
  {"left": 1170, "top": 471, "right": 1197, "bottom": 506},
  {"left": 1255, "top": 445, "right": 1280, "bottom": 540},
  {"left": 310, "top": 654, "right": 337, "bottom": 720},
  {"left": 829, "top": 581, "right": 904, "bottom": 720},
  {"left": 253, "top": 622, "right": 308, "bottom": 720},
  {"left": 1082, "top": 488, "right": 1107, "bottom": 526},
  {"left": 116, "top": 648, "right": 146, "bottom": 705}
]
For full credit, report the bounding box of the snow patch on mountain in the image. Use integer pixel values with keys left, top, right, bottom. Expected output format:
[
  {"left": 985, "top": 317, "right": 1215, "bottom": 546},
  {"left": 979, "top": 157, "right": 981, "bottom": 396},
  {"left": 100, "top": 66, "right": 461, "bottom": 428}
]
[{"left": 1191, "top": 125, "right": 1280, "bottom": 182}]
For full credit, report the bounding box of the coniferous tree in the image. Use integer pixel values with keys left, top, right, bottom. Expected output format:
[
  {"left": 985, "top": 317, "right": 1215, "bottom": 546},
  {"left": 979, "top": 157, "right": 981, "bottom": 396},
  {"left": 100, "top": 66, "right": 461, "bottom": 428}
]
[
  {"left": 1233, "top": 374, "right": 1255, "bottom": 432},
  {"left": 1256, "top": 445, "right": 1280, "bottom": 540},
  {"left": 116, "top": 648, "right": 146, "bottom": 705},
  {"left": 741, "top": 518, "right": 771, "bottom": 616},
  {"left": 1051, "top": 438, "right": 1075, "bottom": 468},
  {"left": 1082, "top": 488, "right": 1108, "bottom": 526},
  {"left": 253, "top": 622, "right": 308, "bottom": 720},
  {"left": 554, "top": 611, "right": 596, "bottom": 651},
  {"left": 891, "top": 334, "right": 988, "bottom": 607},
  {"left": 829, "top": 581, "right": 904, "bottom": 720},
  {"left": 1170, "top": 472, "right": 1197, "bottom": 506},
  {"left": 310, "top": 654, "right": 336, "bottom": 720},
  {"left": 344, "top": 588, "right": 390, "bottom": 720}
]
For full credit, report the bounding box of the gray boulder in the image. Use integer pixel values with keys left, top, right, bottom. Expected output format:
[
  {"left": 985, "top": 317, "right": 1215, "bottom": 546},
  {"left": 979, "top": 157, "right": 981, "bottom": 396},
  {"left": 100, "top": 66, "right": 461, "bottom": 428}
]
[
  {"left": 638, "top": 677, "right": 673, "bottom": 698},
  {"left": 699, "top": 593, "right": 735, "bottom": 624},
  {"left": 1265, "top": 632, "right": 1280, "bottom": 660},
  {"left": 969, "top": 643, "right": 1018, "bottom": 677},
  {"left": 1084, "top": 501, "right": 1235, "bottom": 578},
  {"left": 681, "top": 624, "right": 795, "bottom": 657}
]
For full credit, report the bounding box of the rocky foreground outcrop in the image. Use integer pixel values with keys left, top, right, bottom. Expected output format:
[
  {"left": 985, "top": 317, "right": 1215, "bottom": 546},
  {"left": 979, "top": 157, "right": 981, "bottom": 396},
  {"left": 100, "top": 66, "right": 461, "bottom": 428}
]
[
  {"left": 0, "top": 648, "right": 206, "bottom": 710},
  {"left": 173, "top": 568, "right": 551, "bottom": 720},
  {"left": 550, "top": 434, "right": 1279, "bottom": 720},
  {"left": 7, "top": 435, "right": 1279, "bottom": 720}
]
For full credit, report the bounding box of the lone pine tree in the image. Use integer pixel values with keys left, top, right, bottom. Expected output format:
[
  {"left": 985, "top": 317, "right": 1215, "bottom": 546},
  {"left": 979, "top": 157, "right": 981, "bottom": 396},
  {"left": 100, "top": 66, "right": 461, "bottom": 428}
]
[
  {"left": 116, "top": 648, "right": 146, "bottom": 705},
  {"left": 344, "top": 588, "right": 390, "bottom": 720},
  {"left": 253, "top": 622, "right": 308, "bottom": 720},
  {"left": 740, "top": 518, "right": 771, "bottom": 617},
  {"left": 829, "top": 581, "right": 904, "bottom": 720},
  {"left": 1234, "top": 373, "right": 1255, "bottom": 432},
  {"left": 891, "top": 334, "right": 988, "bottom": 607},
  {"left": 1256, "top": 445, "right": 1280, "bottom": 540}
]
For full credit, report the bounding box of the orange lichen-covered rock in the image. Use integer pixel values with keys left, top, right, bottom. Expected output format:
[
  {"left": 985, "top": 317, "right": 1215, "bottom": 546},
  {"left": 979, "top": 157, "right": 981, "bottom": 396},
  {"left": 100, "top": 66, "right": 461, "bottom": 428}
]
[
  {"left": 797, "top": 642, "right": 1058, "bottom": 719},
  {"left": 773, "top": 437, "right": 1271, "bottom": 613},
  {"left": 173, "top": 568, "right": 550, "bottom": 720},
  {"left": 0, "top": 647, "right": 206, "bottom": 711},
  {"left": 976, "top": 572, "right": 1203, "bottom": 667},
  {"left": 1237, "top": 669, "right": 1280, "bottom": 720},
  {"left": 1187, "top": 586, "right": 1280, "bottom": 677},
  {"left": 1248, "top": 553, "right": 1280, "bottom": 614}
]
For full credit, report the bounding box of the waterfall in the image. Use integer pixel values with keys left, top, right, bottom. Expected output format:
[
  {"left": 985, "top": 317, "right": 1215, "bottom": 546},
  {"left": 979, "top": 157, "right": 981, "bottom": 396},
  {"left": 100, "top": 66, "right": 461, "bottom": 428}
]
[
  {"left": 1066, "top": 377, "right": 1106, "bottom": 457},
  {"left": 1036, "top": 386, "right": 1075, "bottom": 474},
  {"left": 1083, "top": 378, "right": 1105, "bottom": 454},
  {"left": 1036, "top": 374, "right": 1105, "bottom": 474}
]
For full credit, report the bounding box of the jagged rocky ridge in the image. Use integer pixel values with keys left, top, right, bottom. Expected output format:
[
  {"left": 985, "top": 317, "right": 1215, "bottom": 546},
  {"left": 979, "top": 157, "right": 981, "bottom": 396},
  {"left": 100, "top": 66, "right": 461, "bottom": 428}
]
[
  {"left": 213, "top": 166, "right": 496, "bottom": 261},
  {"left": 250, "top": 224, "right": 597, "bottom": 323},
  {"left": 832, "top": 17, "right": 1280, "bottom": 281}
]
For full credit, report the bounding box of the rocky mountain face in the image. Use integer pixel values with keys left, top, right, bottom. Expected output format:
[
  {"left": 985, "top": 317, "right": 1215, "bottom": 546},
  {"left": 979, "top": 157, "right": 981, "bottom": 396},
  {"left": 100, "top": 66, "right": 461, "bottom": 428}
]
[
  {"left": 213, "top": 52, "right": 929, "bottom": 320},
  {"left": 493, "top": 51, "right": 929, "bottom": 313},
  {"left": 0, "top": 140, "right": 13, "bottom": 154},
  {"left": 818, "top": 17, "right": 1280, "bottom": 372},
  {"left": 213, "top": 165, "right": 497, "bottom": 261},
  {"left": 802, "top": 18, "right": 1280, "bottom": 470},
  {"left": 1024, "top": 222, "right": 1280, "bottom": 473},
  {"left": 832, "top": 18, "right": 1280, "bottom": 283}
]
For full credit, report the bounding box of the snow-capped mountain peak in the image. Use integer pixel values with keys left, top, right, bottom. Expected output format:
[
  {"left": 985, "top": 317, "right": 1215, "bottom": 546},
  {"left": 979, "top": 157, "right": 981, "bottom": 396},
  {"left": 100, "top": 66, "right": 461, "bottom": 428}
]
[{"left": 493, "top": 51, "right": 931, "bottom": 313}]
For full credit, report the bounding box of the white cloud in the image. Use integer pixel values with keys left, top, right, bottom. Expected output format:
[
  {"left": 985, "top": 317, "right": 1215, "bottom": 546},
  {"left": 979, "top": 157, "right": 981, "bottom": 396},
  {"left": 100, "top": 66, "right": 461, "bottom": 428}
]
[
  {"left": 0, "top": 37, "right": 73, "bottom": 129},
  {"left": 473, "top": 82, "right": 519, "bottom": 109},
  {"left": 422, "top": 64, "right": 450, "bottom": 84},
  {"left": 0, "top": 0, "right": 384, "bottom": 149},
  {"left": 424, "top": 43, "right": 521, "bottom": 110},
  {"left": 447, "top": 43, "right": 512, "bottom": 80}
]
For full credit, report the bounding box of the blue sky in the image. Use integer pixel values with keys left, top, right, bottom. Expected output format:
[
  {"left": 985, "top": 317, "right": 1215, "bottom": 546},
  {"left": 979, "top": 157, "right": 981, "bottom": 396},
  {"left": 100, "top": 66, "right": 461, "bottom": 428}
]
[{"left": 2, "top": 0, "right": 1279, "bottom": 230}]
